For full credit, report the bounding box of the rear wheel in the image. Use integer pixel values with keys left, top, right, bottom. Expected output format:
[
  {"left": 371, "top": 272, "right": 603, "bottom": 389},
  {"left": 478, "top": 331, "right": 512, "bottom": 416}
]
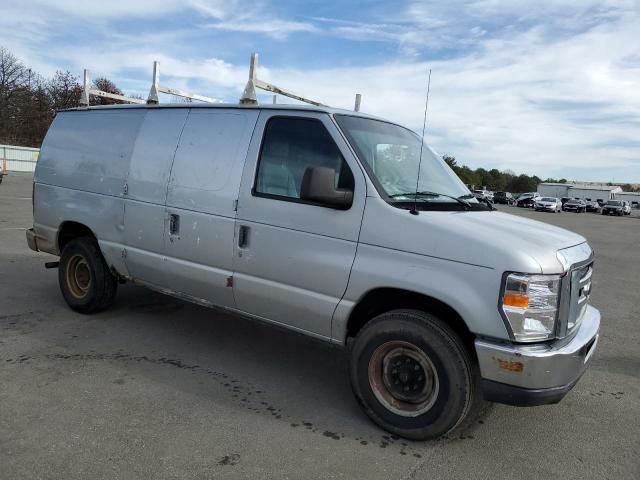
[
  {"left": 59, "top": 236, "right": 117, "bottom": 313},
  {"left": 349, "top": 309, "right": 478, "bottom": 440}
]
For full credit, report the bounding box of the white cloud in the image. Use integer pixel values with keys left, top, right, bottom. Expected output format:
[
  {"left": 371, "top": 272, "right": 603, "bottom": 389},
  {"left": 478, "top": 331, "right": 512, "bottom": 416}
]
[
  {"left": 253, "top": 11, "right": 640, "bottom": 178},
  {"left": 205, "top": 19, "right": 318, "bottom": 38},
  {"left": 2, "top": 0, "right": 639, "bottom": 180}
]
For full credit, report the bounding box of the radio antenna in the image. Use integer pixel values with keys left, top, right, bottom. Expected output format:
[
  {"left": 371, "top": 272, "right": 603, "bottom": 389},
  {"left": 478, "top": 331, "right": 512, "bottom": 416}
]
[{"left": 410, "top": 68, "right": 432, "bottom": 216}]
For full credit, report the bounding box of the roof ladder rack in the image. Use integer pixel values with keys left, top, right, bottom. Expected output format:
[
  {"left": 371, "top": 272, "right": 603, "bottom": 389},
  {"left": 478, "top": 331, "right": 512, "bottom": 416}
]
[
  {"left": 80, "top": 69, "right": 146, "bottom": 106},
  {"left": 147, "top": 61, "right": 222, "bottom": 104},
  {"left": 240, "top": 53, "right": 329, "bottom": 107},
  {"left": 79, "top": 54, "right": 362, "bottom": 110}
]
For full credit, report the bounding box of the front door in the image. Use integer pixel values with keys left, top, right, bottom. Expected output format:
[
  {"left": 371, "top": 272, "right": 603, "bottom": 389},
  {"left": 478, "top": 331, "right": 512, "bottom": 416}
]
[{"left": 232, "top": 111, "right": 366, "bottom": 339}]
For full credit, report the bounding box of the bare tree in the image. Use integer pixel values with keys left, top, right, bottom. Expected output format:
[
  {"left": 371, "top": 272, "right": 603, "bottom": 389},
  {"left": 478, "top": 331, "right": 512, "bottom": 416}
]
[
  {"left": 0, "top": 47, "right": 30, "bottom": 143},
  {"left": 91, "top": 77, "right": 124, "bottom": 105},
  {"left": 48, "top": 70, "right": 82, "bottom": 111}
]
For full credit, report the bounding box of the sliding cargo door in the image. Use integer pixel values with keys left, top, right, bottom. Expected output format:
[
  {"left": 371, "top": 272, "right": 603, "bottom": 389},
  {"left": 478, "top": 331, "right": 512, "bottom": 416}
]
[
  {"left": 163, "top": 109, "right": 259, "bottom": 308},
  {"left": 123, "top": 108, "right": 189, "bottom": 287}
]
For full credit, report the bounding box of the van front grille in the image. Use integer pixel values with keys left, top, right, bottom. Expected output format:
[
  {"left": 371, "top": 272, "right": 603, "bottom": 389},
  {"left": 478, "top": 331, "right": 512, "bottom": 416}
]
[{"left": 567, "top": 263, "right": 592, "bottom": 333}]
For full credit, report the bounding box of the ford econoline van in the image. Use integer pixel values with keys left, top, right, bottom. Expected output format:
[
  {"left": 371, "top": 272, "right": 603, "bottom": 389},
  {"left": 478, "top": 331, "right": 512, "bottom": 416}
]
[{"left": 27, "top": 104, "right": 600, "bottom": 440}]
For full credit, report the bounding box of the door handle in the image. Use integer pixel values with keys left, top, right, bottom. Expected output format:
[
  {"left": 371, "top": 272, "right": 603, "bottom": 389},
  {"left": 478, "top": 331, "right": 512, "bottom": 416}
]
[
  {"left": 169, "top": 213, "right": 180, "bottom": 235},
  {"left": 238, "top": 225, "right": 249, "bottom": 248}
]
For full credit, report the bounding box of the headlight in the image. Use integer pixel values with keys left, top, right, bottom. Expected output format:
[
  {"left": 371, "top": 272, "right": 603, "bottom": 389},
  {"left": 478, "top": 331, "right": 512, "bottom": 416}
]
[{"left": 500, "top": 273, "right": 562, "bottom": 342}]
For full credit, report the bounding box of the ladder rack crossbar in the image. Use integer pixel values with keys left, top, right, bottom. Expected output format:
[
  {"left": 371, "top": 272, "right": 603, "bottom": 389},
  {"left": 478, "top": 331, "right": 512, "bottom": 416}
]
[
  {"left": 157, "top": 85, "right": 222, "bottom": 104},
  {"left": 240, "top": 53, "right": 332, "bottom": 107},
  {"left": 255, "top": 79, "right": 328, "bottom": 107},
  {"left": 80, "top": 69, "right": 144, "bottom": 106},
  {"left": 88, "top": 89, "right": 145, "bottom": 104},
  {"left": 147, "top": 61, "right": 221, "bottom": 104}
]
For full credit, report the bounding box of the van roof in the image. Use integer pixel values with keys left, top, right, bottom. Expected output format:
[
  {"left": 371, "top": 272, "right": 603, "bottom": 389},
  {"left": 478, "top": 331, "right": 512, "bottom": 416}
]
[{"left": 62, "top": 102, "right": 387, "bottom": 121}]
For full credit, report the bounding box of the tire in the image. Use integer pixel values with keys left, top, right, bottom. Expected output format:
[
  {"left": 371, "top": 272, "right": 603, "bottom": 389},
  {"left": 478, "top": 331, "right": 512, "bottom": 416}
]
[
  {"left": 58, "top": 236, "right": 117, "bottom": 313},
  {"left": 349, "top": 309, "right": 478, "bottom": 440}
]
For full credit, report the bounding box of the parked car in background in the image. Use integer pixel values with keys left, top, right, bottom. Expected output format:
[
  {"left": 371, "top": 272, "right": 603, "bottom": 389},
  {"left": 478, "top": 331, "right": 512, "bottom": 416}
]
[
  {"left": 602, "top": 200, "right": 625, "bottom": 216},
  {"left": 516, "top": 192, "right": 538, "bottom": 208},
  {"left": 563, "top": 199, "right": 586, "bottom": 213},
  {"left": 585, "top": 201, "right": 601, "bottom": 213},
  {"left": 560, "top": 197, "right": 571, "bottom": 205},
  {"left": 535, "top": 197, "right": 562, "bottom": 212},
  {"left": 473, "top": 189, "right": 494, "bottom": 202},
  {"left": 493, "top": 191, "right": 515, "bottom": 205},
  {"left": 473, "top": 191, "right": 494, "bottom": 207}
]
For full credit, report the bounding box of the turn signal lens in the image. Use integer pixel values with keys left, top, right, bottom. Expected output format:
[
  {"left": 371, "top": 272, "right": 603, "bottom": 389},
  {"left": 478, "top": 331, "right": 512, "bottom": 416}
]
[{"left": 503, "top": 293, "right": 529, "bottom": 308}]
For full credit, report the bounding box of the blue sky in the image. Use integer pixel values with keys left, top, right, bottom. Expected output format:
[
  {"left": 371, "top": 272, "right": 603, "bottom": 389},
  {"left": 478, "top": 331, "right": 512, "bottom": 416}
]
[{"left": 2, "top": 0, "right": 639, "bottom": 182}]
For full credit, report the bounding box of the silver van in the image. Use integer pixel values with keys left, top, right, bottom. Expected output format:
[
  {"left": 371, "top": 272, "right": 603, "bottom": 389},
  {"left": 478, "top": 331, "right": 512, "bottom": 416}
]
[{"left": 27, "top": 103, "right": 600, "bottom": 440}]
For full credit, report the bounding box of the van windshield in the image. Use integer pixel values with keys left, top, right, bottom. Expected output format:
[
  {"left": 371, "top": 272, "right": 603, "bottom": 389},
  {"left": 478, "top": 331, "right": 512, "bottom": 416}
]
[{"left": 334, "top": 115, "right": 477, "bottom": 205}]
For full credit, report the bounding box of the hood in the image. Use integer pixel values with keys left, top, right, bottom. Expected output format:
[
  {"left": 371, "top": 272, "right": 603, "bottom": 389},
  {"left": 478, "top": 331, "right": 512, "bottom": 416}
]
[
  {"left": 360, "top": 199, "right": 587, "bottom": 274},
  {"left": 431, "top": 211, "right": 585, "bottom": 273}
]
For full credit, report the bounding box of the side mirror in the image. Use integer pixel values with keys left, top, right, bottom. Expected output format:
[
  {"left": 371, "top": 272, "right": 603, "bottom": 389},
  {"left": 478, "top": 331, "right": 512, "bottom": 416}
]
[{"left": 300, "top": 166, "right": 353, "bottom": 209}]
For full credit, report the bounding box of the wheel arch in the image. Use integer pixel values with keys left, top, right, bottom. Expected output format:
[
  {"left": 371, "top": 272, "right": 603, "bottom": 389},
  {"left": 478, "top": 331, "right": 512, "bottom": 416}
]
[
  {"left": 57, "top": 221, "right": 97, "bottom": 253},
  {"left": 345, "top": 287, "right": 476, "bottom": 355}
]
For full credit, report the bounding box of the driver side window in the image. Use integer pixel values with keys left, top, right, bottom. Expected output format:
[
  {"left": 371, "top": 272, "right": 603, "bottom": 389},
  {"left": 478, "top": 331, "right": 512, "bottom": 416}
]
[{"left": 254, "top": 117, "right": 354, "bottom": 201}]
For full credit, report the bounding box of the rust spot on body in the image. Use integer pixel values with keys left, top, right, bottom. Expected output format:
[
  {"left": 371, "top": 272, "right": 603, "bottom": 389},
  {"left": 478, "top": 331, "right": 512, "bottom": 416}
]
[{"left": 494, "top": 357, "right": 524, "bottom": 372}]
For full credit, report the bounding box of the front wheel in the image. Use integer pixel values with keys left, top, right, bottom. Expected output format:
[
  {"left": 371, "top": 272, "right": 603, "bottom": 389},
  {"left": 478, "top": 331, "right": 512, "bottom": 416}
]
[
  {"left": 349, "top": 309, "right": 478, "bottom": 440},
  {"left": 59, "top": 236, "right": 118, "bottom": 313}
]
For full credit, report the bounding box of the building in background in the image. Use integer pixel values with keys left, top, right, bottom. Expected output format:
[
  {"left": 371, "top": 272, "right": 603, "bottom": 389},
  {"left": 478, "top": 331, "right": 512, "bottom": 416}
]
[
  {"left": 537, "top": 182, "right": 622, "bottom": 202},
  {"left": 614, "top": 191, "right": 640, "bottom": 208},
  {"left": 536, "top": 182, "right": 571, "bottom": 199}
]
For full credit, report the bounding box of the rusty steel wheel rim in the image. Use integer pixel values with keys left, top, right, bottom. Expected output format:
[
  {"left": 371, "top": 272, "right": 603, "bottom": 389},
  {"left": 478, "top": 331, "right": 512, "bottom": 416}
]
[
  {"left": 66, "top": 254, "right": 91, "bottom": 299},
  {"left": 368, "top": 341, "right": 439, "bottom": 417}
]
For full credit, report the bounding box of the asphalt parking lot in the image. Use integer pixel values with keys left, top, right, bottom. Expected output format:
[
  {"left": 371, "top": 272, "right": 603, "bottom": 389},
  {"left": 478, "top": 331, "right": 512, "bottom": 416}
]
[{"left": 1, "top": 172, "right": 639, "bottom": 480}]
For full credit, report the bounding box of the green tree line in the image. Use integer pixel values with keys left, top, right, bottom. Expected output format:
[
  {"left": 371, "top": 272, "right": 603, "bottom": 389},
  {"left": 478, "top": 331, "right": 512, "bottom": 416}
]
[
  {"left": 443, "top": 155, "right": 640, "bottom": 193},
  {"left": 442, "top": 155, "right": 550, "bottom": 193}
]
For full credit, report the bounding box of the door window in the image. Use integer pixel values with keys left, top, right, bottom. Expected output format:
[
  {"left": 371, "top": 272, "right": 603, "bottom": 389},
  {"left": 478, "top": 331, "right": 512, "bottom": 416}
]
[{"left": 254, "top": 117, "right": 354, "bottom": 201}]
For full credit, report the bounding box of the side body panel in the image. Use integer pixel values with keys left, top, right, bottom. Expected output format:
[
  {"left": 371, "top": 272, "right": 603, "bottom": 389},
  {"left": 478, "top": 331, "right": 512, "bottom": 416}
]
[
  {"left": 232, "top": 111, "right": 367, "bottom": 339},
  {"left": 164, "top": 109, "right": 259, "bottom": 308},
  {"left": 34, "top": 110, "right": 145, "bottom": 273},
  {"left": 123, "top": 109, "right": 189, "bottom": 286}
]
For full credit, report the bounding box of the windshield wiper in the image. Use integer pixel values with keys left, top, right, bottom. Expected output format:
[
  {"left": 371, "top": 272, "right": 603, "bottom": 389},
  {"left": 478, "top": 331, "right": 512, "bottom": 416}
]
[{"left": 389, "top": 191, "right": 471, "bottom": 208}]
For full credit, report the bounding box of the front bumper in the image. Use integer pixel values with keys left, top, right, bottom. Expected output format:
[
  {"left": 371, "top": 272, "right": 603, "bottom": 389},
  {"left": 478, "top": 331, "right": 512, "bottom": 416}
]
[
  {"left": 535, "top": 205, "right": 556, "bottom": 211},
  {"left": 475, "top": 305, "right": 600, "bottom": 406}
]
